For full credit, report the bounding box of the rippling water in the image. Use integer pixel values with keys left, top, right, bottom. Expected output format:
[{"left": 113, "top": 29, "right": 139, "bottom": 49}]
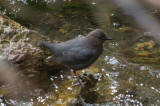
[{"left": 0, "top": 0, "right": 160, "bottom": 105}]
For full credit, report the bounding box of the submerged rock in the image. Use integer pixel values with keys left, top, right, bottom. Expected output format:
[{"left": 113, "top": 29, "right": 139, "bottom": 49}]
[{"left": 124, "top": 38, "right": 160, "bottom": 64}]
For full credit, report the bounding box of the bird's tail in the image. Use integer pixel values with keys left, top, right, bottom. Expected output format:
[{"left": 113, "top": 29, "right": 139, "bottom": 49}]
[
  {"left": 38, "top": 41, "right": 48, "bottom": 48},
  {"left": 38, "top": 41, "right": 55, "bottom": 52}
]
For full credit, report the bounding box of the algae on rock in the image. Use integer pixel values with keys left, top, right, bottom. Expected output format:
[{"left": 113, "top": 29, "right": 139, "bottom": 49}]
[
  {"left": 0, "top": 11, "right": 65, "bottom": 88},
  {"left": 124, "top": 39, "right": 160, "bottom": 64}
]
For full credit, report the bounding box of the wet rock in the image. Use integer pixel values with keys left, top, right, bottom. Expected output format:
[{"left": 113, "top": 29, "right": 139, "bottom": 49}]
[
  {"left": 0, "top": 11, "right": 65, "bottom": 89},
  {"left": 78, "top": 90, "right": 99, "bottom": 105},
  {"left": 72, "top": 72, "right": 98, "bottom": 89},
  {"left": 73, "top": 73, "right": 100, "bottom": 105}
]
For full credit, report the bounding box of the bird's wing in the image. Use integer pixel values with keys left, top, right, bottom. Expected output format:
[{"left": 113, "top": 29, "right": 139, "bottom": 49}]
[
  {"left": 71, "top": 49, "right": 94, "bottom": 63},
  {"left": 60, "top": 48, "right": 94, "bottom": 64}
]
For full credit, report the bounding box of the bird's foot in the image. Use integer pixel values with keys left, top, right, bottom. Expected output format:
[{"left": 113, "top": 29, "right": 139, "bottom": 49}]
[
  {"left": 75, "top": 74, "right": 86, "bottom": 88},
  {"left": 79, "top": 72, "right": 92, "bottom": 82},
  {"left": 73, "top": 71, "right": 92, "bottom": 88}
]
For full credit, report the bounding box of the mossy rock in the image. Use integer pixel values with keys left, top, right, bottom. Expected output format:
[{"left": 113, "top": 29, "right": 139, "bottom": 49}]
[{"left": 0, "top": 11, "right": 66, "bottom": 90}]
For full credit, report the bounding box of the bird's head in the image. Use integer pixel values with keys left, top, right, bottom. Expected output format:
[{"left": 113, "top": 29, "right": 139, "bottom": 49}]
[{"left": 87, "top": 29, "right": 112, "bottom": 43}]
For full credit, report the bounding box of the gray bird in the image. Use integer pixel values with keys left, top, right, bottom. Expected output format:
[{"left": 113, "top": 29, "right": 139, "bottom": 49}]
[{"left": 40, "top": 29, "right": 112, "bottom": 85}]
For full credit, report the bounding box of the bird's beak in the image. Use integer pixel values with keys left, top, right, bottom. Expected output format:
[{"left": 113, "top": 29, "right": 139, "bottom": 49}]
[{"left": 105, "top": 36, "right": 113, "bottom": 40}]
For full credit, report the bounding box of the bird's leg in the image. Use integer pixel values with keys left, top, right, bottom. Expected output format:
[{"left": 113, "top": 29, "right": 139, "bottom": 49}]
[
  {"left": 73, "top": 70, "right": 86, "bottom": 88},
  {"left": 79, "top": 72, "right": 92, "bottom": 82}
]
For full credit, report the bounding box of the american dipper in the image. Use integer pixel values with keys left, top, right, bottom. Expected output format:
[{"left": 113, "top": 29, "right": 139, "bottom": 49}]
[{"left": 40, "top": 29, "right": 112, "bottom": 86}]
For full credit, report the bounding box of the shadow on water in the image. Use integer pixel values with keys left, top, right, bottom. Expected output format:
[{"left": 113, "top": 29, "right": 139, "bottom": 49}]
[{"left": 0, "top": 0, "right": 160, "bottom": 105}]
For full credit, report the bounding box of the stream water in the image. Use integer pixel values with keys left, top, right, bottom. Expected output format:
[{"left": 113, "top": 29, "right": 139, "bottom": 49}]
[{"left": 0, "top": 0, "right": 160, "bottom": 105}]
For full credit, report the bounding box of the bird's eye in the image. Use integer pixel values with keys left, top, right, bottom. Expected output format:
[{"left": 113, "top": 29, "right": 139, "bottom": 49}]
[{"left": 97, "top": 36, "right": 102, "bottom": 39}]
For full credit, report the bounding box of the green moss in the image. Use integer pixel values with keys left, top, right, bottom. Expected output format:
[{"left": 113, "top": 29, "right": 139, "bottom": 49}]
[
  {"left": 12, "top": 34, "right": 25, "bottom": 42},
  {"left": 26, "top": 0, "right": 47, "bottom": 11},
  {"left": 61, "top": 3, "right": 92, "bottom": 10},
  {"left": 0, "top": 27, "right": 4, "bottom": 33},
  {"left": 14, "top": 17, "right": 32, "bottom": 28},
  {"left": 131, "top": 57, "right": 160, "bottom": 64},
  {"left": 0, "top": 40, "right": 9, "bottom": 44}
]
